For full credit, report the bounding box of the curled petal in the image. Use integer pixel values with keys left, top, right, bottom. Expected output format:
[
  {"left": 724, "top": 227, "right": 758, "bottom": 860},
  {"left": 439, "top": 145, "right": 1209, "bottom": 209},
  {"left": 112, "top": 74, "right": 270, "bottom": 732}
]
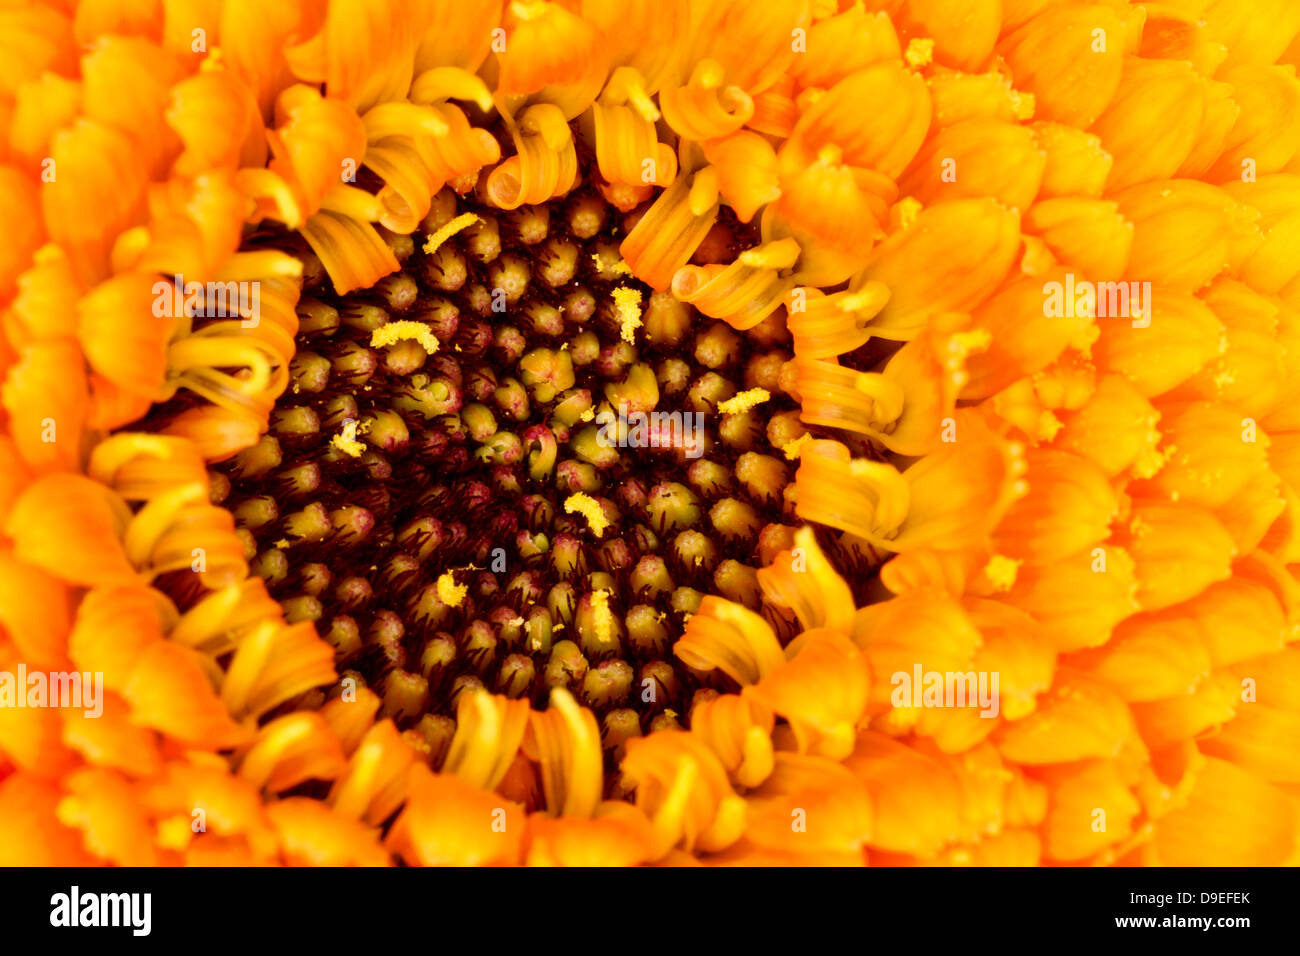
[
  {"left": 674, "top": 595, "right": 785, "bottom": 686},
  {"left": 689, "top": 694, "right": 775, "bottom": 790},
  {"left": 672, "top": 257, "right": 794, "bottom": 331},
  {"left": 700, "top": 131, "right": 778, "bottom": 224},
  {"left": 757, "top": 525, "right": 856, "bottom": 633},
  {"left": 745, "top": 630, "right": 869, "bottom": 760},
  {"left": 329, "top": 720, "right": 420, "bottom": 826},
  {"left": 299, "top": 209, "right": 400, "bottom": 297},
  {"left": 592, "top": 102, "right": 677, "bottom": 189},
  {"left": 524, "top": 688, "right": 602, "bottom": 819},
  {"left": 160, "top": 405, "right": 264, "bottom": 461},
  {"left": 620, "top": 731, "right": 746, "bottom": 856},
  {"left": 237, "top": 713, "right": 350, "bottom": 793},
  {"left": 79, "top": 273, "right": 175, "bottom": 402},
  {"left": 442, "top": 690, "right": 530, "bottom": 792},
  {"left": 620, "top": 171, "right": 718, "bottom": 290},
  {"left": 658, "top": 59, "right": 754, "bottom": 141},
  {"left": 784, "top": 285, "right": 889, "bottom": 359},
  {"left": 485, "top": 105, "right": 579, "bottom": 210},
  {"left": 124, "top": 641, "right": 248, "bottom": 748},
  {"left": 495, "top": 0, "right": 609, "bottom": 119},
  {"left": 221, "top": 620, "right": 337, "bottom": 722}
]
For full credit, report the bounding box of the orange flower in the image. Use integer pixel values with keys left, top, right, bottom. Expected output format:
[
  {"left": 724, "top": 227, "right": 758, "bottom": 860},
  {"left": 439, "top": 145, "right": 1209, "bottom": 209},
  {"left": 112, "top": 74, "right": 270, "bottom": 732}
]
[{"left": 0, "top": 0, "right": 1296, "bottom": 870}]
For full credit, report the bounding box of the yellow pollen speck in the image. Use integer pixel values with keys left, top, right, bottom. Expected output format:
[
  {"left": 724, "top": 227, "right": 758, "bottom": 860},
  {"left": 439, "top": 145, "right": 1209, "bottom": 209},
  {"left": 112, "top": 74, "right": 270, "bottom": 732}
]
[
  {"left": 369, "top": 320, "right": 440, "bottom": 355},
  {"left": 565, "top": 492, "right": 609, "bottom": 537},
  {"left": 1037, "top": 411, "right": 1064, "bottom": 441},
  {"left": 273, "top": 538, "right": 292, "bottom": 549},
  {"left": 331, "top": 419, "right": 366, "bottom": 458},
  {"left": 1010, "top": 89, "right": 1036, "bottom": 120},
  {"left": 591, "top": 589, "right": 615, "bottom": 644},
  {"left": 1132, "top": 432, "right": 1169, "bottom": 479},
  {"left": 950, "top": 329, "right": 992, "bottom": 357},
  {"left": 436, "top": 572, "right": 468, "bottom": 608},
  {"left": 718, "top": 387, "right": 770, "bottom": 415},
  {"left": 894, "top": 197, "right": 923, "bottom": 230},
  {"left": 905, "top": 38, "right": 934, "bottom": 69},
  {"left": 579, "top": 406, "right": 595, "bottom": 422},
  {"left": 422, "top": 212, "right": 481, "bottom": 256},
  {"left": 781, "top": 433, "right": 814, "bottom": 460},
  {"left": 612, "top": 286, "right": 643, "bottom": 344},
  {"left": 593, "top": 252, "right": 632, "bottom": 277},
  {"left": 983, "top": 555, "right": 1021, "bottom": 591}
]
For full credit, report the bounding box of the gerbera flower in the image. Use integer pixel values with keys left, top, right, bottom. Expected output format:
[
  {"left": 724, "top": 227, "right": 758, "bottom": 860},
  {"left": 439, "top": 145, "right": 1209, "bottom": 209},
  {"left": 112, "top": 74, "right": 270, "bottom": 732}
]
[{"left": 1, "top": 0, "right": 1298, "bottom": 868}]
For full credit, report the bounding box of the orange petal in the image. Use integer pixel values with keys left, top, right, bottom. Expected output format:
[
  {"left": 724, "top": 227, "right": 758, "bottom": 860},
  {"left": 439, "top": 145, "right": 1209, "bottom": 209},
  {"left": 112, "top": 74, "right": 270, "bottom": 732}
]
[
  {"left": 1092, "top": 290, "right": 1223, "bottom": 397},
  {"left": 1002, "top": 545, "right": 1139, "bottom": 652},
  {"left": 745, "top": 630, "right": 869, "bottom": 760},
  {"left": 265, "top": 798, "right": 390, "bottom": 866},
  {"left": 858, "top": 199, "right": 1021, "bottom": 342},
  {"left": 68, "top": 585, "right": 167, "bottom": 693},
  {"left": 791, "top": 62, "right": 931, "bottom": 179},
  {"left": 57, "top": 768, "right": 161, "bottom": 866},
  {"left": 995, "top": 449, "right": 1118, "bottom": 566},
  {"left": 995, "top": 672, "right": 1137, "bottom": 765},
  {"left": 844, "top": 732, "right": 961, "bottom": 857},
  {"left": 1114, "top": 179, "right": 1256, "bottom": 292},
  {"left": 0, "top": 552, "right": 72, "bottom": 668},
  {"left": 899, "top": 119, "right": 1046, "bottom": 211},
  {"left": 7, "top": 474, "right": 136, "bottom": 586},
  {"left": 123, "top": 641, "right": 248, "bottom": 748},
  {"left": 1118, "top": 500, "right": 1237, "bottom": 611},
  {"left": 1152, "top": 757, "right": 1295, "bottom": 864},
  {"left": 1031, "top": 122, "right": 1113, "bottom": 199},
  {"left": 997, "top": 3, "right": 1126, "bottom": 128},
  {"left": 0, "top": 773, "right": 97, "bottom": 866},
  {"left": 1091, "top": 58, "right": 1209, "bottom": 192},
  {"left": 386, "top": 764, "right": 523, "bottom": 866},
  {"left": 1, "top": 339, "right": 89, "bottom": 474}
]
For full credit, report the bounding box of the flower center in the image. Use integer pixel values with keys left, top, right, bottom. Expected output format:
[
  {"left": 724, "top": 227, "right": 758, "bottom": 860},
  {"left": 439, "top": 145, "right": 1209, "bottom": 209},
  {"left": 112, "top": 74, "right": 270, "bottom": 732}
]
[{"left": 208, "top": 179, "right": 807, "bottom": 749}]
